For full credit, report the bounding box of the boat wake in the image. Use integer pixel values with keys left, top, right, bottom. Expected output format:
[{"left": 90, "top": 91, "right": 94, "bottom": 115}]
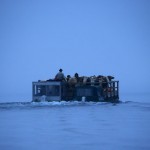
[
  {"left": 0, "top": 100, "right": 123, "bottom": 110},
  {"left": 0, "top": 100, "right": 150, "bottom": 110}
]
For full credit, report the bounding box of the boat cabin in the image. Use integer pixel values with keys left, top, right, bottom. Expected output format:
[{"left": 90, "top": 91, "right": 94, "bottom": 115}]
[{"left": 32, "top": 79, "right": 119, "bottom": 102}]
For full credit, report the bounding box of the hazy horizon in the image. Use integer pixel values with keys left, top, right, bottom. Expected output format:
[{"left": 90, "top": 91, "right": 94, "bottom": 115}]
[{"left": 0, "top": 0, "right": 150, "bottom": 102}]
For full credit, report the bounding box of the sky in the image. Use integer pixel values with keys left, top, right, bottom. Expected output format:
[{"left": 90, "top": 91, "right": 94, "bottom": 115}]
[{"left": 0, "top": 0, "right": 150, "bottom": 101}]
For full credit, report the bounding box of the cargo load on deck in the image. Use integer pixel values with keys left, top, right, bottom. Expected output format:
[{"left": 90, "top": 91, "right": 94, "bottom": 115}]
[{"left": 32, "top": 74, "right": 119, "bottom": 103}]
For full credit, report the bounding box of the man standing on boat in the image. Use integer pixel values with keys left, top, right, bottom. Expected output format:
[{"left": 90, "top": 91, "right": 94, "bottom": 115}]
[{"left": 55, "top": 69, "right": 65, "bottom": 81}]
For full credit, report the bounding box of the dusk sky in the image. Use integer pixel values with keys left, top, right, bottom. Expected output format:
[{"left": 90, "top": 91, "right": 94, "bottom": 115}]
[{"left": 0, "top": 0, "right": 150, "bottom": 101}]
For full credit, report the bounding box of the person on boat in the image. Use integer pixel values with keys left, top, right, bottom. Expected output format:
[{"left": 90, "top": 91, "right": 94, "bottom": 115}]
[
  {"left": 55, "top": 69, "right": 65, "bottom": 81},
  {"left": 66, "top": 75, "right": 71, "bottom": 82},
  {"left": 74, "top": 73, "right": 79, "bottom": 82}
]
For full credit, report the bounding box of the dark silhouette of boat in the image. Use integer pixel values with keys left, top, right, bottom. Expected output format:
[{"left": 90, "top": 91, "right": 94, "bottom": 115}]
[{"left": 32, "top": 76, "right": 119, "bottom": 102}]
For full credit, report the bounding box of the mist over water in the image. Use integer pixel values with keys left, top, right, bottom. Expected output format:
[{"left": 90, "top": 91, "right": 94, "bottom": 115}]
[{"left": 0, "top": 0, "right": 150, "bottom": 149}]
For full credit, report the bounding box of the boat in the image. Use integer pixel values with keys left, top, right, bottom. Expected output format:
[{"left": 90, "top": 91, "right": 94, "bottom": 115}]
[{"left": 32, "top": 75, "right": 119, "bottom": 103}]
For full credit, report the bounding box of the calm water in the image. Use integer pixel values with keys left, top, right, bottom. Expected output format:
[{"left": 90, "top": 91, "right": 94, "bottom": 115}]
[{"left": 0, "top": 100, "right": 150, "bottom": 150}]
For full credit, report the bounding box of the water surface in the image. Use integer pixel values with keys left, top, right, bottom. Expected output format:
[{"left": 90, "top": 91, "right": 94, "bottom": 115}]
[{"left": 0, "top": 101, "right": 150, "bottom": 150}]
